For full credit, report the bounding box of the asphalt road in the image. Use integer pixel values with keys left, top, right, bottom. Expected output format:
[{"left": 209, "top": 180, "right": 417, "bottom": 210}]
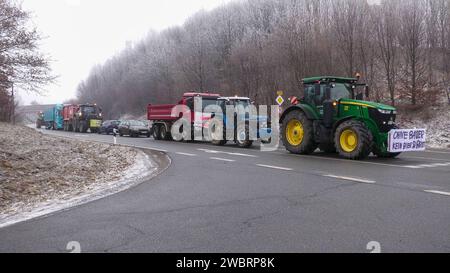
[{"left": 0, "top": 128, "right": 449, "bottom": 252}]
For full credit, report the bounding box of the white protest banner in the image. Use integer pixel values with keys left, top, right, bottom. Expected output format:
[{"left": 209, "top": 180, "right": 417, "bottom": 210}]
[{"left": 388, "top": 129, "right": 426, "bottom": 152}]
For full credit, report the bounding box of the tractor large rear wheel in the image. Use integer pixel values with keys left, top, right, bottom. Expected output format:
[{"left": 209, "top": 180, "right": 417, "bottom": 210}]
[
  {"left": 281, "top": 111, "right": 317, "bottom": 154},
  {"left": 335, "top": 120, "right": 372, "bottom": 160}
]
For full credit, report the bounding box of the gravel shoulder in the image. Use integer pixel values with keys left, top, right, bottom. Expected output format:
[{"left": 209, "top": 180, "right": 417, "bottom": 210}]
[{"left": 0, "top": 122, "right": 160, "bottom": 228}]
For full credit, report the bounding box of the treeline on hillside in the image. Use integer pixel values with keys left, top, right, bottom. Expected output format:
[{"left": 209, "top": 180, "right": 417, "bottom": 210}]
[{"left": 76, "top": 0, "right": 450, "bottom": 119}]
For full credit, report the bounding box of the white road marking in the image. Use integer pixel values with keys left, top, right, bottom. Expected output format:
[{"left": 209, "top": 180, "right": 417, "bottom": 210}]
[
  {"left": 404, "top": 162, "right": 450, "bottom": 169},
  {"left": 424, "top": 190, "right": 450, "bottom": 196},
  {"left": 401, "top": 155, "right": 450, "bottom": 161},
  {"left": 276, "top": 151, "right": 450, "bottom": 170},
  {"left": 256, "top": 164, "right": 293, "bottom": 171},
  {"left": 423, "top": 149, "right": 450, "bottom": 155},
  {"left": 228, "top": 152, "right": 258, "bottom": 158},
  {"left": 323, "top": 174, "right": 376, "bottom": 184},
  {"left": 210, "top": 157, "right": 235, "bottom": 162},
  {"left": 198, "top": 148, "right": 258, "bottom": 158},
  {"left": 198, "top": 148, "right": 220, "bottom": 154},
  {"left": 175, "top": 152, "right": 197, "bottom": 156}
]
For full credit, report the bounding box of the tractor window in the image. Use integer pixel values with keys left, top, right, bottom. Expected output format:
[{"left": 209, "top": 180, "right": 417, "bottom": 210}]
[
  {"left": 304, "top": 84, "right": 326, "bottom": 105},
  {"left": 233, "top": 100, "right": 250, "bottom": 109},
  {"left": 304, "top": 85, "right": 316, "bottom": 105},
  {"left": 330, "top": 83, "right": 351, "bottom": 100},
  {"left": 202, "top": 99, "right": 218, "bottom": 110},
  {"left": 82, "top": 106, "right": 96, "bottom": 114}
]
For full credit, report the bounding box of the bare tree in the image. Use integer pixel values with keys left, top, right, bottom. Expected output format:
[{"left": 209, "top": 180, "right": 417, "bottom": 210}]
[
  {"left": 398, "top": 0, "right": 428, "bottom": 105},
  {"left": 0, "top": 0, "right": 55, "bottom": 122},
  {"left": 373, "top": 0, "right": 400, "bottom": 104}
]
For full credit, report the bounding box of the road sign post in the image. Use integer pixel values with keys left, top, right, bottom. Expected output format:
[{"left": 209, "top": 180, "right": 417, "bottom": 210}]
[{"left": 113, "top": 128, "right": 118, "bottom": 145}]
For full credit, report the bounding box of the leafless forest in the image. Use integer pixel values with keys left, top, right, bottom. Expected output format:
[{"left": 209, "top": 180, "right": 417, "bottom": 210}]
[{"left": 70, "top": 1, "right": 450, "bottom": 118}]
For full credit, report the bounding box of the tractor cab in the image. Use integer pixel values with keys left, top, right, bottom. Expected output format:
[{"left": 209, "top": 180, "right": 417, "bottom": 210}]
[
  {"left": 280, "top": 75, "right": 401, "bottom": 160},
  {"left": 302, "top": 76, "right": 368, "bottom": 109}
]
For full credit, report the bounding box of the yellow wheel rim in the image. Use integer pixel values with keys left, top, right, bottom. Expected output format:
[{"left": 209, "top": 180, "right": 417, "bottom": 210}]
[
  {"left": 340, "top": 129, "right": 358, "bottom": 152},
  {"left": 286, "top": 119, "right": 304, "bottom": 146}
]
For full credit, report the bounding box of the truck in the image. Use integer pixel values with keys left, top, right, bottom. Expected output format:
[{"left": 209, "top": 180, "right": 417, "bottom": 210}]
[
  {"left": 43, "top": 104, "right": 64, "bottom": 130},
  {"left": 63, "top": 103, "right": 103, "bottom": 133},
  {"left": 147, "top": 92, "right": 221, "bottom": 141},
  {"left": 206, "top": 96, "right": 272, "bottom": 148},
  {"left": 280, "top": 76, "right": 425, "bottom": 160}
]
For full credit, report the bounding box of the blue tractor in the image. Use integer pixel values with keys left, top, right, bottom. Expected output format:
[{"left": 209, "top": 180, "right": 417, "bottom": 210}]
[{"left": 207, "top": 96, "right": 272, "bottom": 148}]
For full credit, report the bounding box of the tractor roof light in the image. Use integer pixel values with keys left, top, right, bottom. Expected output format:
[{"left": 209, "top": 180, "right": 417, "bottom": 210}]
[
  {"left": 332, "top": 101, "right": 338, "bottom": 107},
  {"left": 378, "top": 109, "right": 392, "bottom": 115}
]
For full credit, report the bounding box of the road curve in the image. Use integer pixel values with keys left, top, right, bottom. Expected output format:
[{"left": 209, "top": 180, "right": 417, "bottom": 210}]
[{"left": 0, "top": 129, "right": 449, "bottom": 252}]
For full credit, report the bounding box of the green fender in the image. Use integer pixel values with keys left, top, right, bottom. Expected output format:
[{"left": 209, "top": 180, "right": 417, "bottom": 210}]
[{"left": 280, "top": 105, "right": 319, "bottom": 123}]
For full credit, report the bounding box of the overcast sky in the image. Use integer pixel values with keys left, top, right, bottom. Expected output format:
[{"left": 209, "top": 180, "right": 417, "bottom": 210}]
[
  {"left": 19, "top": 0, "right": 233, "bottom": 105},
  {"left": 20, "top": 0, "right": 380, "bottom": 105}
]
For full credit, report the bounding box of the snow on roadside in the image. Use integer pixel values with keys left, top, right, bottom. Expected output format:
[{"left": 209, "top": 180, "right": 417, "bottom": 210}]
[
  {"left": 0, "top": 123, "right": 157, "bottom": 228},
  {"left": 397, "top": 105, "right": 450, "bottom": 149}
]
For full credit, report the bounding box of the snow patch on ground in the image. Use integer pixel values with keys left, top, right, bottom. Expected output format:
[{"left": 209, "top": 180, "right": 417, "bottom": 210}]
[
  {"left": 397, "top": 105, "right": 450, "bottom": 149},
  {"left": 0, "top": 151, "right": 155, "bottom": 229},
  {"left": 0, "top": 123, "right": 158, "bottom": 228}
]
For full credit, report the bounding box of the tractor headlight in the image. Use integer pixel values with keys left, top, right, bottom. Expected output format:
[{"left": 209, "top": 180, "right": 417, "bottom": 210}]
[{"left": 378, "top": 109, "right": 392, "bottom": 115}]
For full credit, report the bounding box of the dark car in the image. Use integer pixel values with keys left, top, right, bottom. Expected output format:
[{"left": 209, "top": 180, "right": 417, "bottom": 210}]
[
  {"left": 98, "top": 120, "right": 120, "bottom": 135},
  {"left": 118, "top": 120, "right": 150, "bottom": 137}
]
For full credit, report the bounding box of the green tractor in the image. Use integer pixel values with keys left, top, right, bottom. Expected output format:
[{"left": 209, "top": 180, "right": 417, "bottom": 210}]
[{"left": 280, "top": 76, "right": 400, "bottom": 160}]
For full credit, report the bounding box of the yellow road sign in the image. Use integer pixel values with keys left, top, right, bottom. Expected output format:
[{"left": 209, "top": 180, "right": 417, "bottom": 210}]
[{"left": 276, "top": 95, "right": 284, "bottom": 106}]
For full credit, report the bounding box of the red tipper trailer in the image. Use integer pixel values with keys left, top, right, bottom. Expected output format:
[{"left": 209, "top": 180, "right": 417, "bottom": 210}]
[
  {"left": 62, "top": 104, "right": 79, "bottom": 131},
  {"left": 148, "top": 92, "right": 221, "bottom": 141}
]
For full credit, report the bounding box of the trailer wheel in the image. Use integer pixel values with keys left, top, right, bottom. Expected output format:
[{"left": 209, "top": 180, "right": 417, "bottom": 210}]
[
  {"left": 160, "top": 125, "right": 171, "bottom": 140},
  {"left": 335, "top": 120, "right": 373, "bottom": 160},
  {"left": 153, "top": 125, "right": 161, "bottom": 140},
  {"left": 281, "top": 110, "right": 317, "bottom": 154}
]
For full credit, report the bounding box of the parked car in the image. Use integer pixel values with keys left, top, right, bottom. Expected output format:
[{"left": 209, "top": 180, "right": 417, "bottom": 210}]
[
  {"left": 98, "top": 120, "right": 120, "bottom": 135},
  {"left": 118, "top": 120, "right": 151, "bottom": 137}
]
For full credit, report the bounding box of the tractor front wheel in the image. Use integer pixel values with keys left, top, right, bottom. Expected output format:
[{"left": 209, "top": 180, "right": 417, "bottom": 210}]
[
  {"left": 235, "top": 125, "right": 252, "bottom": 148},
  {"left": 335, "top": 120, "right": 372, "bottom": 160},
  {"left": 281, "top": 111, "right": 317, "bottom": 154}
]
